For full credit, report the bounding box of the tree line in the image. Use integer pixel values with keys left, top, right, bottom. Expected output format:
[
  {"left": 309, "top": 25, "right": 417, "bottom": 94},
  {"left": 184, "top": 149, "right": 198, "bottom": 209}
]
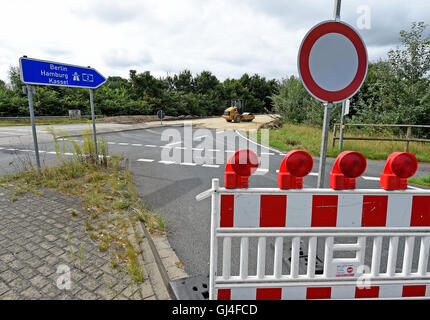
[{"left": 0, "top": 67, "right": 279, "bottom": 118}]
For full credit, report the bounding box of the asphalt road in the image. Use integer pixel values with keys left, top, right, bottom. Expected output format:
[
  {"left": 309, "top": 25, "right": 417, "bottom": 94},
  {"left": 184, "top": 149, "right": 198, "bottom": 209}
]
[{"left": 0, "top": 124, "right": 428, "bottom": 278}]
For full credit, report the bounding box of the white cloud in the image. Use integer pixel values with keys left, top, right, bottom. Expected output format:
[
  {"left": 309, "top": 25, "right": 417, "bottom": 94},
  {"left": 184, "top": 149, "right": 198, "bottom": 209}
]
[{"left": 0, "top": 0, "right": 429, "bottom": 83}]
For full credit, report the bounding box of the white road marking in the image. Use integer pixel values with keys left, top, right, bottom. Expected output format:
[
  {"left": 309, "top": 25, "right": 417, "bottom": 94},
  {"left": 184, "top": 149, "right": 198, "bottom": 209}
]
[
  {"left": 145, "top": 145, "right": 157, "bottom": 148},
  {"left": 235, "top": 130, "right": 281, "bottom": 154},
  {"left": 180, "top": 162, "right": 197, "bottom": 166},
  {"left": 408, "top": 185, "right": 423, "bottom": 190},
  {"left": 362, "top": 176, "right": 379, "bottom": 181},
  {"left": 166, "top": 140, "right": 183, "bottom": 146},
  {"left": 202, "top": 164, "right": 220, "bottom": 168},
  {"left": 131, "top": 143, "right": 143, "bottom": 146},
  {"left": 175, "top": 147, "right": 186, "bottom": 150},
  {"left": 107, "top": 142, "right": 116, "bottom": 145},
  {"left": 118, "top": 143, "right": 129, "bottom": 145},
  {"left": 137, "top": 158, "right": 155, "bottom": 162},
  {"left": 159, "top": 160, "right": 175, "bottom": 165}
]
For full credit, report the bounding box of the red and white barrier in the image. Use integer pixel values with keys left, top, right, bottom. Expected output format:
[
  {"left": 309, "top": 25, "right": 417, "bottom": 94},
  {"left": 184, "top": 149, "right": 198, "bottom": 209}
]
[{"left": 196, "top": 150, "right": 430, "bottom": 300}]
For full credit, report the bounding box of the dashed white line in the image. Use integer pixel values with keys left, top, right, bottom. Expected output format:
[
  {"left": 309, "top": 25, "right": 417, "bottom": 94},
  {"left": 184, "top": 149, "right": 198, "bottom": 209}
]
[
  {"left": 202, "top": 164, "right": 220, "bottom": 168},
  {"left": 137, "top": 159, "right": 155, "bottom": 162},
  {"left": 118, "top": 143, "right": 129, "bottom": 145},
  {"left": 180, "top": 162, "right": 197, "bottom": 166},
  {"left": 131, "top": 143, "right": 143, "bottom": 146},
  {"left": 158, "top": 160, "right": 175, "bottom": 165},
  {"left": 361, "top": 176, "right": 379, "bottom": 181},
  {"left": 145, "top": 145, "right": 157, "bottom": 148}
]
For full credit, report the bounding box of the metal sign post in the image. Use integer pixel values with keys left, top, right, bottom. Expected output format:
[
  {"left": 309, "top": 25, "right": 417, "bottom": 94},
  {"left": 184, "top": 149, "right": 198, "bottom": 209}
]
[
  {"left": 89, "top": 89, "right": 98, "bottom": 156},
  {"left": 157, "top": 110, "right": 165, "bottom": 125},
  {"left": 339, "top": 99, "right": 349, "bottom": 150},
  {"left": 317, "top": 102, "right": 333, "bottom": 188},
  {"left": 25, "top": 85, "right": 41, "bottom": 174}
]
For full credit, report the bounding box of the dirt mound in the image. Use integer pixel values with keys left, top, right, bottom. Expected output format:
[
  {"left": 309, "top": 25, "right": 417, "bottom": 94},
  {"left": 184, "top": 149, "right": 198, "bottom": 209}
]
[{"left": 260, "top": 119, "right": 283, "bottom": 130}]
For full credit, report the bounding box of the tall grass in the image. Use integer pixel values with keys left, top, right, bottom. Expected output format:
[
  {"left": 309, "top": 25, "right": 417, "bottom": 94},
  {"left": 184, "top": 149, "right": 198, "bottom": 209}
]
[{"left": 265, "top": 123, "right": 430, "bottom": 162}]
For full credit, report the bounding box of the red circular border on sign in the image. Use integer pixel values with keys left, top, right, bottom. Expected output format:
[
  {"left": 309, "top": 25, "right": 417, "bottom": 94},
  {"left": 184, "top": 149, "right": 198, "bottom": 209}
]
[{"left": 298, "top": 21, "right": 367, "bottom": 102}]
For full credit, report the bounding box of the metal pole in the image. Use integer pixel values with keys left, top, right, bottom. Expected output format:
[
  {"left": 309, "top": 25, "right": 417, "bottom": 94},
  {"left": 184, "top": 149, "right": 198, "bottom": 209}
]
[
  {"left": 339, "top": 100, "right": 346, "bottom": 150},
  {"left": 89, "top": 89, "right": 98, "bottom": 157},
  {"left": 317, "top": 103, "right": 333, "bottom": 188},
  {"left": 26, "top": 85, "right": 41, "bottom": 174},
  {"left": 333, "top": 0, "right": 341, "bottom": 21}
]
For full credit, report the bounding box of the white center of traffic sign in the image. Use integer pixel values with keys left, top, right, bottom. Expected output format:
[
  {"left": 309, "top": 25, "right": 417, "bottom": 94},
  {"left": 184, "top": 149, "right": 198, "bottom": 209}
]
[
  {"left": 309, "top": 33, "right": 358, "bottom": 91},
  {"left": 298, "top": 21, "right": 367, "bottom": 103}
]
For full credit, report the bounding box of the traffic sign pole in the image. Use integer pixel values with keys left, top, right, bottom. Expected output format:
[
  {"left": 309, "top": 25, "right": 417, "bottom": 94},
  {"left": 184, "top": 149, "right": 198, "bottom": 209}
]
[
  {"left": 89, "top": 89, "right": 98, "bottom": 157},
  {"left": 26, "top": 85, "right": 41, "bottom": 174},
  {"left": 317, "top": 102, "right": 333, "bottom": 188},
  {"left": 339, "top": 100, "right": 346, "bottom": 150}
]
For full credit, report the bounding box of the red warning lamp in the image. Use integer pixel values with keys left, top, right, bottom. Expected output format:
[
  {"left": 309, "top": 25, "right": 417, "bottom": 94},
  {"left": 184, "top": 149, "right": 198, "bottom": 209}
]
[
  {"left": 278, "top": 150, "right": 313, "bottom": 189},
  {"left": 225, "top": 149, "right": 259, "bottom": 189},
  {"left": 330, "top": 151, "right": 367, "bottom": 189},
  {"left": 380, "top": 152, "right": 418, "bottom": 190}
]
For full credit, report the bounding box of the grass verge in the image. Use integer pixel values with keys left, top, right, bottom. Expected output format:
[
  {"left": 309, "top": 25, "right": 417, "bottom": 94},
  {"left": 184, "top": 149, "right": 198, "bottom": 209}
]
[
  {"left": 0, "top": 118, "right": 99, "bottom": 127},
  {"left": 408, "top": 176, "right": 429, "bottom": 187},
  {"left": 256, "top": 122, "right": 430, "bottom": 162},
  {"left": 0, "top": 129, "right": 165, "bottom": 285}
]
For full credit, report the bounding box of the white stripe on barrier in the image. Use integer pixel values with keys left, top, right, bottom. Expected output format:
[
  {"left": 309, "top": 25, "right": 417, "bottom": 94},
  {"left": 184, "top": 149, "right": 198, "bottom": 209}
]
[
  {"left": 337, "top": 194, "right": 363, "bottom": 227},
  {"left": 386, "top": 194, "right": 412, "bottom": 227},
  {"left": 234, "top": 194, "right": 260, "bottom": 227},
  {"left": 285, "top": 194, "right": 313, "bottom": 227}
]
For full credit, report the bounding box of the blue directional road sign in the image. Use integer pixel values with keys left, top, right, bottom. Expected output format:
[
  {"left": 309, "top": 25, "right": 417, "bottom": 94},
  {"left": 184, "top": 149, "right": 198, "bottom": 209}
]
[{"left": 19, "top": 57, "right": 106, "bottom": 89}]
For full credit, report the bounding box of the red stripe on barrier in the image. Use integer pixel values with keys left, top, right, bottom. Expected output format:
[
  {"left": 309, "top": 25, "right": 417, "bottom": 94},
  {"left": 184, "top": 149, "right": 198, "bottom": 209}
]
[
  {"left": 410, "top": 196, "right": 430, "bottom": 226},
  {"left": 311, "top": 195, "right": 338, "bottom": 227},
  {"left": 355, "top": 286, "right": 380, "bottom": 298},
  {"left": 362, "top": 195, "right": 388, "bottom": 227},
  {"left": 220, "top": 195, "right": 234, "bottom": 228},
  {"left": 217, "top": 289, "right": 231, "bottom": 300},
  {"left": 256, "top": 288, "right": 282, "bottom": 300},
  {"left": 306, "top": 287, "right": 331, "bottom": 299},
  {"left": 260, "top": 195, "right": 287, "bottom": 227},
  {"left": 402, "top": 285, "right": 426, "bottom": 297}
]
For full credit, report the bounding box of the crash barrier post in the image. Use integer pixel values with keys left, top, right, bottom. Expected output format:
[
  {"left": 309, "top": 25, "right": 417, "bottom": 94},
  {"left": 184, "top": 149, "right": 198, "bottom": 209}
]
[{"left": 196, "top": 149, "right": 430, "bottom": 300}]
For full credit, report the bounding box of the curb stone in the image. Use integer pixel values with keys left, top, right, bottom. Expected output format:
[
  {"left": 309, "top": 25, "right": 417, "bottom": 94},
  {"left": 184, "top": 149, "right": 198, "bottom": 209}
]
[{"left": 134, "top": 220, "right": 187, "bottom": 300}]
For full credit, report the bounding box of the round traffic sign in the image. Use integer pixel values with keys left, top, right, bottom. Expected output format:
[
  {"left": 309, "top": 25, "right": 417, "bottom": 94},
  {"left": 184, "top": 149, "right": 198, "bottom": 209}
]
[
  {"left": 298, "top": 21, "right": 368, "bottom": 103},
  {"left": 157, "top": 110, "right": 165, "bottom": 120}
]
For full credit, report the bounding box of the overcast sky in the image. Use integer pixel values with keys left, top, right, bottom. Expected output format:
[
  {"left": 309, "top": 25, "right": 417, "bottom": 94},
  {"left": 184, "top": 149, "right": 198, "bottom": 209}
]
[{"left": 1, "top": 0, "right": 429, "bottom": 83}]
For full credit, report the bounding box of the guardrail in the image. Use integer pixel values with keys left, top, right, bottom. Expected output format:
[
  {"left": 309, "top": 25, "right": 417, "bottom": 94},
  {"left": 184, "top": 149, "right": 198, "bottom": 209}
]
[
  {"left": 0, "top": 115, "right": 104, "bottom": 121},
  {"left": 332, "top": 123, "right": 430, "bottom": 152}
]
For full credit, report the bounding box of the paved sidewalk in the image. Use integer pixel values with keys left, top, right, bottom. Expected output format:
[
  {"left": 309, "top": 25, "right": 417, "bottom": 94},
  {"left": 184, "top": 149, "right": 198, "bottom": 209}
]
[{"left": 0, "top": 186, "right": 163, "bottom": 300}]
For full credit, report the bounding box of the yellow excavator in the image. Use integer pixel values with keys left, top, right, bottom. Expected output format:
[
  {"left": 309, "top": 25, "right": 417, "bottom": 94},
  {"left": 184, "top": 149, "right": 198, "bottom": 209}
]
[{"left": 222, "top": 99, "right": 255, "bottom": 123}]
